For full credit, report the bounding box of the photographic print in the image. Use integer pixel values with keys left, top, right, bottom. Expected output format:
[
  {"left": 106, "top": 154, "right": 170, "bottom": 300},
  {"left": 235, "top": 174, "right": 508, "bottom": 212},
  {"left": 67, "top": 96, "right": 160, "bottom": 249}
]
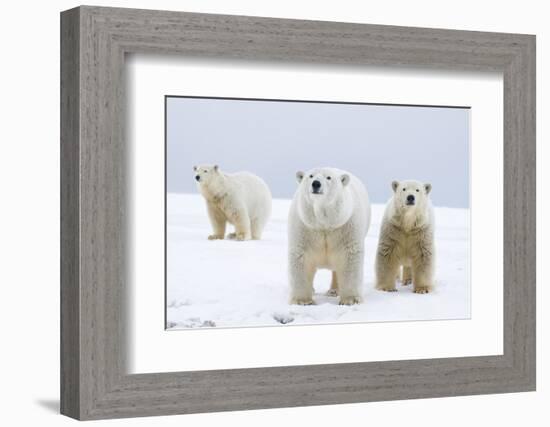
[{"left": 166, "top": 96, "right": 470, "bottom": 329}]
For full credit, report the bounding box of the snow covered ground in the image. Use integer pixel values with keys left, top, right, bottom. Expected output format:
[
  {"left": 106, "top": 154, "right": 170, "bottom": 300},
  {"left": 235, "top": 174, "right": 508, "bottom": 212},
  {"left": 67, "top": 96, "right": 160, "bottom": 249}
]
[{"left": 166, "top": 193, "right": 470, "bottom": 329}]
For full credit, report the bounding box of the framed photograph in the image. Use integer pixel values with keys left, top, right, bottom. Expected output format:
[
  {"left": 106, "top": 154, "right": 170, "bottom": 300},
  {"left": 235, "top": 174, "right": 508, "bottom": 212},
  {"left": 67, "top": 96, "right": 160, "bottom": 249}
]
[
  {"left": 165, "top": 95, "right": 471, "bottom": 330},
  {"left": 61, "top": 6, "right": 536, "bottom": 420}
]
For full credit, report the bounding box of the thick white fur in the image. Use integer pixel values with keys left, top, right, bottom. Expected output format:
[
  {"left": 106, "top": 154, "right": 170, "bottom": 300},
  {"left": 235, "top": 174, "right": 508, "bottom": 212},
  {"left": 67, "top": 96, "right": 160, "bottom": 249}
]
[
  {"left": 194, "top": 164, "right": 272, "bottom": 241},
  {"left": 375, "top": 179, "right": 435, "bottom": 294},
  {"left": 288, "top": 167, "right": 371, "bottom": 305}
]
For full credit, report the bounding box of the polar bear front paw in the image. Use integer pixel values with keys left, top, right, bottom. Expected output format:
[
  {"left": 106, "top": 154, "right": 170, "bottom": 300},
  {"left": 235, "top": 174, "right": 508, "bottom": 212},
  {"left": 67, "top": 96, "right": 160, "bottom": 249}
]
[
  {"left": 289, "top": 296, "right": 314, "bottom": 305},
  {"left": 339, "top": 295, "right": 362, "bottom": 305},
  {"left": 227, "top": 232, "right": 249, "bottom": 241},
  {"left": 207, "top": 234, "right": 224, "bottom": 240},
  {"left": 376, "top": 283, "right": 397, "bottom": 292},
  {"left": 413, "top": 287, "right": 431, "bottom": 294}
]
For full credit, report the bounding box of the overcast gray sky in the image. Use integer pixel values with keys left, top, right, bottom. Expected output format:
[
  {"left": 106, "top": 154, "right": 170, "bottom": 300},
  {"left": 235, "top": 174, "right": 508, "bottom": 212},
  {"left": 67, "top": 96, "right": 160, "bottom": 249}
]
[{"left": 166, "top": 97, "right": 469, "bottom": 208}]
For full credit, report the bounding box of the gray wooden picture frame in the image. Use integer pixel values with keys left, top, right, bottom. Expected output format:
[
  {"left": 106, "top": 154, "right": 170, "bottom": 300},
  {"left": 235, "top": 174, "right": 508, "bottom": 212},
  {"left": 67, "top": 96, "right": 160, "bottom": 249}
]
[{"left": 60, "top": 5, "right": 536, "bottom": 421}]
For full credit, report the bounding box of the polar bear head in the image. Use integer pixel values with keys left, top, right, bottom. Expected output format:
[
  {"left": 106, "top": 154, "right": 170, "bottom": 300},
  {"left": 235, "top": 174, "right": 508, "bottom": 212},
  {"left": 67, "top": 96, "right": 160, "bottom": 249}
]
[
  {"left": 391, "top": 179, "right": 432, "bottom": 210},
  {"left": 390, "top": 180, "right": 432, "bottom": 230},
  {"left": 294, "top": 167, "right": 354, "bottom": 230},
  {"left": 193, "top": 164, "right": 224, "bottom": 192}
]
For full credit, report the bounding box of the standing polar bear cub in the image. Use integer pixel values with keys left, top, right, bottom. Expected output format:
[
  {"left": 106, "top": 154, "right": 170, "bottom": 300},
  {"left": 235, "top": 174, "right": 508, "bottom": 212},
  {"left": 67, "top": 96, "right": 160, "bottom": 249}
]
[
  {"left": 194, "top": 164, "right": 272, "bottom": 241},
  {"left": 288, "top": 168, "right": 371, "bottom": 305},
  {"left": 375, "top": 180, "right": 435, "bottom": 294}
]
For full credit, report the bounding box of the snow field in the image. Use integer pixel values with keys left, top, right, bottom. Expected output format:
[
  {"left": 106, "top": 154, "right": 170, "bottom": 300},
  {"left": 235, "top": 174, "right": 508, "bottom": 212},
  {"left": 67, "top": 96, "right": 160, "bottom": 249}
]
[{"left": 167, "top": 193, "right": 470, "bottom": 329}]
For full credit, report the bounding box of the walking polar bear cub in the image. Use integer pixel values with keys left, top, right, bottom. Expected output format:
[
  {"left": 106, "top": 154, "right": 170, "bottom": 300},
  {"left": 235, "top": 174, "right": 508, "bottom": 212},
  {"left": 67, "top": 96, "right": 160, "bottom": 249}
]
[
  {"left": 375, "top": 180, "right": 435, "bottom": 294},
  {"left": 194, "top": 164, "right": 272, "bottom": 241},
  {"left": 288, "top": 167, "right": 371, "bottom": 305}
]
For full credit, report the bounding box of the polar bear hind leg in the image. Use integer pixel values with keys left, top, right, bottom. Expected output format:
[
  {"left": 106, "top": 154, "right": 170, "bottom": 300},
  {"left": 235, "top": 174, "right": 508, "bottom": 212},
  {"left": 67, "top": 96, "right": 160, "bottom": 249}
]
[
  {"left": 325, "top": 271, "right": 339, "bottom": 296},
  {"left": 402, "top": 266, "right": 413, "bottom": 285},
  {"left": 225, "top": 208, "right": 251, "bottom": 241},
  {"left": 250, "top": 217, "right": 266, "bottom": 240}
]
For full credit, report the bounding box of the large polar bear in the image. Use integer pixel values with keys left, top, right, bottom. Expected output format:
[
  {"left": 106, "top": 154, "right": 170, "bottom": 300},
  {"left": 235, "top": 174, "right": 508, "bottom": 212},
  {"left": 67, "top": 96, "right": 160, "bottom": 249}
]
[
  {"left": 193, "top": 164, "right": 272, "bottom": 241},
  {"left": 288, "top": 167, "right": 371, "bottom": 305},
  {"left": 375, "top": 180, "right": 435, "bottom": 294}
]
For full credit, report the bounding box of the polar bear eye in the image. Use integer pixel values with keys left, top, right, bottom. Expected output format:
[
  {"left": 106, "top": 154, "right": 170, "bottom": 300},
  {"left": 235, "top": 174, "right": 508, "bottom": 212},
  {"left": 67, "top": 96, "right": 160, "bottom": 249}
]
[
  {"left": 309, "top": 174, "right": 314, "bottom": 178},
  {"left": 204, "top": 170, "right": 208, "bottom": 173},
  {"left": 402, "top": 188, "right": 406, "bottom": 191},
  {"left": 416, "top": 189, "right": 419, "bottom": 192},
  {"left": 326, "top": 176, "right": 331, "bottom": 180}
]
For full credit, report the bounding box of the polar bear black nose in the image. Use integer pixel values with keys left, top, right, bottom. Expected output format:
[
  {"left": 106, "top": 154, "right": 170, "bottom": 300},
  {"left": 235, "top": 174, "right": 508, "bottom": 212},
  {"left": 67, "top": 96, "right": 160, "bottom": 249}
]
[
  {"left": 195, "top": 175, "right": 201, "bottom": 182},
  {"left": 312, "top": 180, "right": 321, "bottom": 190},
  {"left": 406, "top": 194, "right": 415, "bottom": 203}
]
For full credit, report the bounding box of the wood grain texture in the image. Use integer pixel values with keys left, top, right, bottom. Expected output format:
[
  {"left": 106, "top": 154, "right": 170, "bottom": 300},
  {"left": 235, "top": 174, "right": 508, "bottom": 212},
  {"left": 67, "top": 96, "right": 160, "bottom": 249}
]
[
  {"left": 60, "top": 5, "right": 536, "bottom": 420},
  {"left": 60, "top": 7, "right": 80, "bottom": 419}
]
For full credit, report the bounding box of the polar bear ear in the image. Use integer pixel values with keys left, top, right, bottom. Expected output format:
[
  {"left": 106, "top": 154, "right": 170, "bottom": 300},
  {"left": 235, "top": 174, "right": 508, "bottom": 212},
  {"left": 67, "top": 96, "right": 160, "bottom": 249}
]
[
  {"left": 296, "top": 171, "right": 305, "bottom": 183},
  {"left": 213, "top": 165, "right": 219, "bottom": 172},
  {"left": 391, "top": 180, "right": 400, "bottom": 192},
  {"left": 424, "top": 183, "right": 432, "bottom": 194},
  {"left": 340, "top": 174, "right": 350, "bottom": 186}
]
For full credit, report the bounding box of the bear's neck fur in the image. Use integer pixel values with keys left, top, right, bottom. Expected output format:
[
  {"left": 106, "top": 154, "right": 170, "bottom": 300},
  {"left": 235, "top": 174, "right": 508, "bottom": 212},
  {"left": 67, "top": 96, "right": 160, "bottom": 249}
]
[
  {"left": 298, "top": 188, "right": 353, "bottom": 231},
  {"left": 198, "top": 174, "right": 229, "bottom": 203},
  {"left": 389, "top": 202, "right": 431, "bottom": 232}
]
